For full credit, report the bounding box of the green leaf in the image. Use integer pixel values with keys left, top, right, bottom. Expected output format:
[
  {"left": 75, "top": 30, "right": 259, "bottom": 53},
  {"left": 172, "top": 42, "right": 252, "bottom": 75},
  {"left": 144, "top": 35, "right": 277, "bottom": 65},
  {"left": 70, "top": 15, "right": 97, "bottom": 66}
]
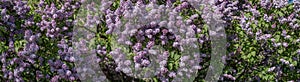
[
  {"left": 14, "top": 40, "right": 27, "bottom": 53},
  {"left": 281, "top": 7, "right": 287, "bottom": 11},
  {"left": 278, "top": 49, "right": 283, "bottom": 54},
  {"left": 253, "top": 40, "right": 257, "bottom": 44},
  {"left": 292, "top": 61, "right": 297, "bottom": 66},
  {"left": 241, "top": 55, "right": 247, "bottom": 60},
  {"left": 251, "top": 23, "right": 257, "bottom": 29},
  {"left": 278, "top": 11, "right": 284, "bottom": 17},
  {"left": 175, "top": 62, "right": 179, "bottom": 69},
  {"left": 288, "top": 5, "right": 294, "bottom": 10},
  {"left": 153, "top": 78, "right": 158, "bottom": 82},
  {"left": 250, "top": 51, "right": 256, "bottom": 56},
  {"left": 275, "top": 35, "right": 280, "bottom": 42},
  {"left": 168, "top": 63, "right": 173, "bottom": 70},
  {"left": 234, "top": 44, "right": 239, "bottom": 48},
  {"left": 264, "top": 22, "right": 269, "bottom": 27},
  {"left": 174, "top": 54, "right": 180, "bottom": 60}
]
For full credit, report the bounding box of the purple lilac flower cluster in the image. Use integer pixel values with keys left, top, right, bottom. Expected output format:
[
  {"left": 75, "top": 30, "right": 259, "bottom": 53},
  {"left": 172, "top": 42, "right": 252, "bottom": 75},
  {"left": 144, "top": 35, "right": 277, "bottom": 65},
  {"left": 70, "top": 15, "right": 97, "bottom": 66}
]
[
  {"left": 35, "top": 0, "right": 81, "bottom": 81},
  {"left": 0, "top": 0, "right": 81, "bottom": 81},
  {"left": 93, "top": 0, "right": 204, "bottom": 81},
  {"left": 36, "top": 0, "right": 80, "bottom": 38},
  {"left": 0, "top": 0, "right": 39, "bottom": 81}
]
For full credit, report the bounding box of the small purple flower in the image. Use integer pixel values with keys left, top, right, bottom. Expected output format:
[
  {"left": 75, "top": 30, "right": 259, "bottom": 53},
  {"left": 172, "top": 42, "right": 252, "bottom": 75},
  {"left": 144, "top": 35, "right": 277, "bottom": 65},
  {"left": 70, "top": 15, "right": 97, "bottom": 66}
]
[
  {"left": 162, "top": 29, "right": 169, "bottom": 35},
  {"left": 146, "top": 41, "right": 155, "bottom": 48},
  {"left": 168, "top": 72, "right": 176, "bottom": 78},
  {"left": 283, "top": 42, "right": 288, "bottom": 47},
  {"left": 268, "top": 67, "right": 276, "bottom": 72}
]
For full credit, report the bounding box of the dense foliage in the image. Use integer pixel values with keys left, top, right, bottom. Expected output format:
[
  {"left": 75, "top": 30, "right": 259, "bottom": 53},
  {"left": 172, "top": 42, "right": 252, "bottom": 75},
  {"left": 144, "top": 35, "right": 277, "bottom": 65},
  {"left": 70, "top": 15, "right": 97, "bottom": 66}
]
[{"left": 0, "top": 0, "right": 299, "bottom": 82}]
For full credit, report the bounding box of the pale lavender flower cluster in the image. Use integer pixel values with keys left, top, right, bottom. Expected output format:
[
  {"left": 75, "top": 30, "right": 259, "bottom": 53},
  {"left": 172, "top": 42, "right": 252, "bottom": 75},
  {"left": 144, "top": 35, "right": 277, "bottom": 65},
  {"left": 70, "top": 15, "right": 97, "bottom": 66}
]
[
  {"left": 0, "top": 0, "right": 81, "bottom": 81},
  {"left": 173, "top": 54, "right": 202, "bottom": 82},
  {"left": 273, "top": 0, "right": 289, "bottom": 8},
  {"left": 37, "top": 0, "right": 81, "bottom": 81},
  {"left": 130, "top": 24, "right": 178, "bottom": 68},
  {"left": 36, "top": 0, "right": 80, "bottom": 38},
  {"left": 0, "top": 0, "right": 39, "bottom": 81},
  {"left": 97, "top": 0, "right": 202, "bottom": 81},
  {"left": 49, "top": 39, "right": 78, "bottom": 81},
  {"left": 96, "top": 45, "right": 107, "bottom": 56}
]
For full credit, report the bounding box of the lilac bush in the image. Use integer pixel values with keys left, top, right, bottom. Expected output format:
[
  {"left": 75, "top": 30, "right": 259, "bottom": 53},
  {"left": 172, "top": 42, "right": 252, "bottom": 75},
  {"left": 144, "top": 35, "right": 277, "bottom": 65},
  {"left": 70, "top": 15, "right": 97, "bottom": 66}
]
[{"left": 0, "top": 0, "right": 300, "bottom": 82}]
